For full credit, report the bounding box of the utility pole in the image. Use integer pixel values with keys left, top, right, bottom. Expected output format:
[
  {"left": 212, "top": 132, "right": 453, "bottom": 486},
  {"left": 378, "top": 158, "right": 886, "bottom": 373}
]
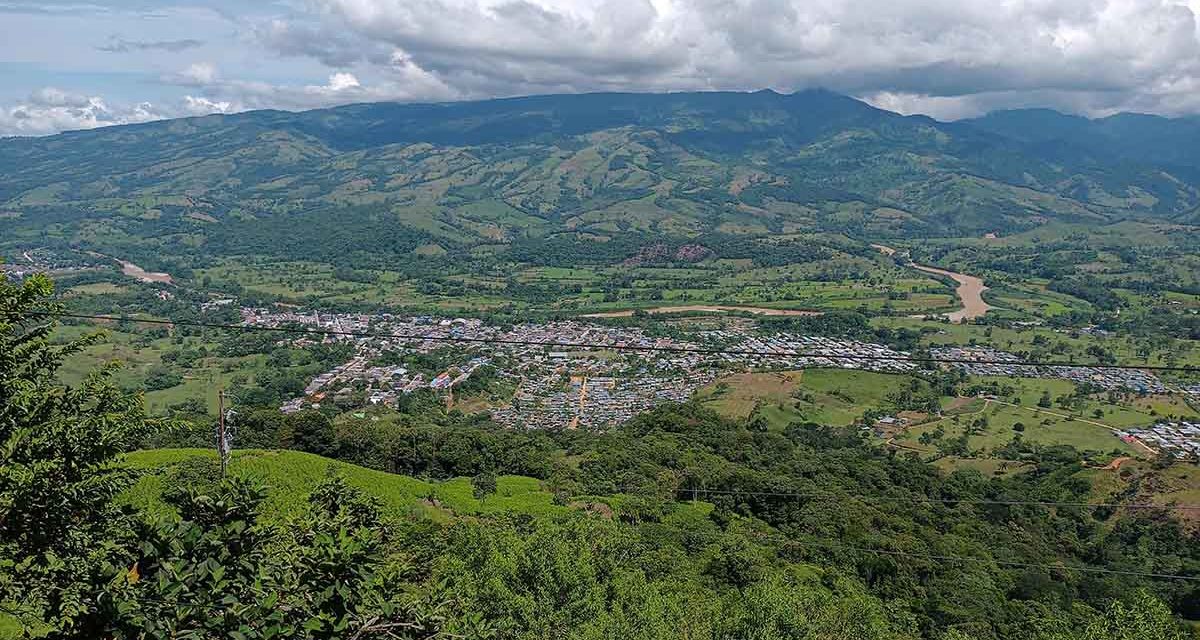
[{"left": 217, "top": 389, "right": 229, "bottom": 477}]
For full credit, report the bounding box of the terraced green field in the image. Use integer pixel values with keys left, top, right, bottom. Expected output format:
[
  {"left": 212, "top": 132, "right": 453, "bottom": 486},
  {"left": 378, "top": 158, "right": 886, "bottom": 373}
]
[{"left": 121, "top": 448, "right": 573, "bottom": 522}]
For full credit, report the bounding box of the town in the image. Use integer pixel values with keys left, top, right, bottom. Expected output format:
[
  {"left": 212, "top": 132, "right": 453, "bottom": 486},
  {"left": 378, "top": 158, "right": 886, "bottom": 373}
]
[
  {"left": 1117, "top": 421, "right": 1200, "bottom": 460},
  {"left": 238, "top": 307, "right": 1199, "bottom": 431},
  {"left": 929, "top": 346, "right": 1191, "bottom": 395}
]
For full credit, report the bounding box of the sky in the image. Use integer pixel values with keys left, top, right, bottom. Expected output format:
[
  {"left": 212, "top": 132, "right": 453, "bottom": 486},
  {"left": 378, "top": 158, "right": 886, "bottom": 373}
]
[{"left": 2, "top": 0, "right": 1200, "bottom": 135}]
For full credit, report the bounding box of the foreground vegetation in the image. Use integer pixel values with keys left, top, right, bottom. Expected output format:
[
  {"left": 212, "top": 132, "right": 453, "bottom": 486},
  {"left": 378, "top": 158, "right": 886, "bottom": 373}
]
[{"left": 6, "top": 280, "right": 1200, "bottom": 640}]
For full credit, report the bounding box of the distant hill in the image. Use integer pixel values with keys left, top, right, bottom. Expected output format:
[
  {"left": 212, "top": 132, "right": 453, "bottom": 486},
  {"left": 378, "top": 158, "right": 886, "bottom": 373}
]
[
  {"left": 3, "top": 89, "right": 1200, "bottom": 269},
  {"left": 965, "top": 109, "right": 1200, "bottom": 172}
]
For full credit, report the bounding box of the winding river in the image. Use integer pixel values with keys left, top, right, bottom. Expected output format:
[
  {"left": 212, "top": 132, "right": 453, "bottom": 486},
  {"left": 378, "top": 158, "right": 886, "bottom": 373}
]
[
  {"left": 85, "top": 251, "right": 175, "bottom": 285},
  {"left": 873, "top": 244, "right": 991, "bottom": 323}
]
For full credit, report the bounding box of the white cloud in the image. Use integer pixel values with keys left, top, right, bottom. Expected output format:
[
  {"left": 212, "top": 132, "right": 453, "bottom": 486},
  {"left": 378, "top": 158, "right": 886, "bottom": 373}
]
[
  {"left": 0, "top": 88, "right": 167, "bottom": 136},
  {"left": 183, "top": 95, "right": 235, "bottom": 115},
  {"left": 249, "top": 0, "right": 1200, "bottom": 117},
  {"left": 7, "top": 0, "right": 1200, "bottom": 135},
  {"left": 180, "top": 62, "right": 219, "bottom": 86},
  {"left": 161, "top": 61, "right": 458, "bottom": 113},
  {"left": 322, "top": 72, "right": 361, "bottom": 92}
]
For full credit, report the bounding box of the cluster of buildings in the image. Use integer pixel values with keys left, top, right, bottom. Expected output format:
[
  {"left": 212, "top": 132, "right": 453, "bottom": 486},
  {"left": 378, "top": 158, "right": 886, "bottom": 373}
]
[
  {"left": 1, "top": 249, "right": 93, "bottom": 281},
  {"left": 1117, "top": 422, "right": 1200, "bottom": 460},
  {"left": 929, "top": 346, "right": 1189, "bottom": 396},
  {"left": 245, "top": 307, "right": 923, "bottom": 426},
  {"left": 490, "top": 373, "right": 719, "bottom": 429},
  {"left": 240, "top": 305, "right": 1195, "bottom": 432}
]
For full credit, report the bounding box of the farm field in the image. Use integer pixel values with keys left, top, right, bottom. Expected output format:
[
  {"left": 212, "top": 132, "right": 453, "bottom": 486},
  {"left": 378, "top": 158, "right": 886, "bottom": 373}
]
[
  {"left": 696, "top": 369, "right": 931, "bottom": 429},
  {"left": 54, "top": 325, "right": 329, "bottom": 414},
  {"left": 895, "top": 399, "right": 1140, "bottom": 456},
  {"left": 873, "top": 316, "right": 1200, "bottom": 370},
  {"left": 121, "top": 448, "right": 575, "bottom": 522},
  {"left": 694, "top": 368, "right": 1197, "bottom": 459},
  {"left": 184, "top": 251, "right": 966, "bottom": 317}
]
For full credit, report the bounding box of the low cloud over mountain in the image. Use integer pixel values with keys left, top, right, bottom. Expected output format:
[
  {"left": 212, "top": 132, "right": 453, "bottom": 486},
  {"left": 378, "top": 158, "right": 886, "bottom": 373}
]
[{"left": 3, "top": 0, "right": 1200, "bottom": 134}]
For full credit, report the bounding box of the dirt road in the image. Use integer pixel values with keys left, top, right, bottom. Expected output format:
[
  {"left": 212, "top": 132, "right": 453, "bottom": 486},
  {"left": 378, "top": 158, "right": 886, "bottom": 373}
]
[
  {"left": 986, "top": 398, "right": 1158, "bottom": 456},
  {"left": 582, "top": 305, "right": 822, "bottom": 318}
]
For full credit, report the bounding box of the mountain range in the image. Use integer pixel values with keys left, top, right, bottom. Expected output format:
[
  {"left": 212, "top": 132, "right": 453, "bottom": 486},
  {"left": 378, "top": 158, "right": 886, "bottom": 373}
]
[{"left": 3, "top": 89, "right": 1199, "bottom": 269}]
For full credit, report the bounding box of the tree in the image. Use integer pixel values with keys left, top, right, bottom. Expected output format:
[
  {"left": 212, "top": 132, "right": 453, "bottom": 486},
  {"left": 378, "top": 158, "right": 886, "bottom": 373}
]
[
  {"left": 0, "top": 274, "right": 160, "bottom": 635},
  {"left": 235, "top": 408, "right": 289, "bottom": 449},
  {"left": 143, "top": 364, "right": 183, "bottom": 391},
  {"left": 114, "top": 474, "right": 460, "bottom": 639},
  {"left": 1082, "top": 590, "right": 1189, "bottom": 640},
  {"left": 0, "top": 276, "right": 465, "bottom": 638},
  {"left": 472, "top": 471, "right": 498, "bottom": 504},
  {"left": 287, "top": 410, "right": 336, "bottom": 456},
  {"left": 1038, "top": 391, "right": 1053, "bottom": 408},
  {"left": 704, "top": 538, "right": 765, "bottom": 590}
]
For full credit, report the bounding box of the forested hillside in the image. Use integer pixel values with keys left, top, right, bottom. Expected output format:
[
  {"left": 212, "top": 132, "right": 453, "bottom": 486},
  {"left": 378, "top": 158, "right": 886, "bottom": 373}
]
[{"left": 4, "top": 90, "right": 1200, "bottom": 274}]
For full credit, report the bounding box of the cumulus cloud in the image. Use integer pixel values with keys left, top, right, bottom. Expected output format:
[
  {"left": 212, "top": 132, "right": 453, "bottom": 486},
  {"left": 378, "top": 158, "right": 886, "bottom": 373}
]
[
  {"left": 7, "top": 0, "right": 1200, "bottom": 135},
  {"left": 97, "top": 36, "right": 204, "bottom": 53},
  {"left": 0, "top": 88, "right": 167, "bottom": 136},
  {"left": 245, "top": 0, "right": 1200, "bottom": 118},
  {"left": 178, "top": 62, "right": 220, "bottom": 86},
  {"left": 164, "top": 62, "right": 458, "bottom": 112},
  {"left": 183, "top": 95, "right": 235, "bottom": 115}
]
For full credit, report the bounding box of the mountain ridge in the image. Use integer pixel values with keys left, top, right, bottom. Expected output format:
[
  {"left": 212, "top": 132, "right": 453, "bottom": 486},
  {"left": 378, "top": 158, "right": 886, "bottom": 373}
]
[{"left": 3, "top": 89, "right": 1199, "bottom": 270}]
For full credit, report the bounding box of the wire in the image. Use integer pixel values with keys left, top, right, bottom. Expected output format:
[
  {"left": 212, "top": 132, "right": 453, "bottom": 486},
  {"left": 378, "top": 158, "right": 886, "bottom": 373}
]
[
  {"left": 755, "top": 535, "right": 1200, "bottom": 581},
  {"left": 22, "top": 311, "right": 1200, "bottom": 374},
  {"left": 683, "top": 488, "right": 1200, "bottom": 511}
]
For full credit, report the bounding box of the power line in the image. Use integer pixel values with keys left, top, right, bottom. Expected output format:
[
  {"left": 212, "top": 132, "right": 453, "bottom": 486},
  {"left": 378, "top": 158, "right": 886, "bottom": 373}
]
[
  {"left": 22, "top": 311, "right": 1200, "bottom": 374},
  {"left": 685, "top": 488, "right": 1200, "bottom": 511},
  {"left": 756, "top": 535, "right": 1200, "bottom": 582}
]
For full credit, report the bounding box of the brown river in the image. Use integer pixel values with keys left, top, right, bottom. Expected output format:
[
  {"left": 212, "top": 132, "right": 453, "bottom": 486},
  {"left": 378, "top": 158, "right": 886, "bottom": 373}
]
[{"left": 872, "top": 244, "right": 991, "bottom": 323}]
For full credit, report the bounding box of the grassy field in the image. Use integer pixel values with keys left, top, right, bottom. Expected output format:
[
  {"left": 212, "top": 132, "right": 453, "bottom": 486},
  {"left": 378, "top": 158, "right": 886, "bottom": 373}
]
[
  {"left": 972, "top": 376, "right": 1200, "bottom": 426},
  {"left": 695, "top": 368, "right": 926, "bottom": 429},
  {"left": 54, "top": 326, "right": 331, "bottom": 415},
  {"left": 1075, "top": 459, "right": 1200, "bottom": 526},
  {"left": 181, "top": 249, "right": 968, "bottom": 317},
  {"left": 121, "top": 448, "right": 572, "bottom": 522},
  {"left": 692, "top": 368, "right": 1190, "bottom": 460},
  {"left": 873, "top": 316, "right": 1200, "bottom": 370},
  {"left": 896, "top": 398, "right": 1140, "bottom": 456},
  {"left": 64, "top": 282, "right": 129, "bottom": 296}
]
